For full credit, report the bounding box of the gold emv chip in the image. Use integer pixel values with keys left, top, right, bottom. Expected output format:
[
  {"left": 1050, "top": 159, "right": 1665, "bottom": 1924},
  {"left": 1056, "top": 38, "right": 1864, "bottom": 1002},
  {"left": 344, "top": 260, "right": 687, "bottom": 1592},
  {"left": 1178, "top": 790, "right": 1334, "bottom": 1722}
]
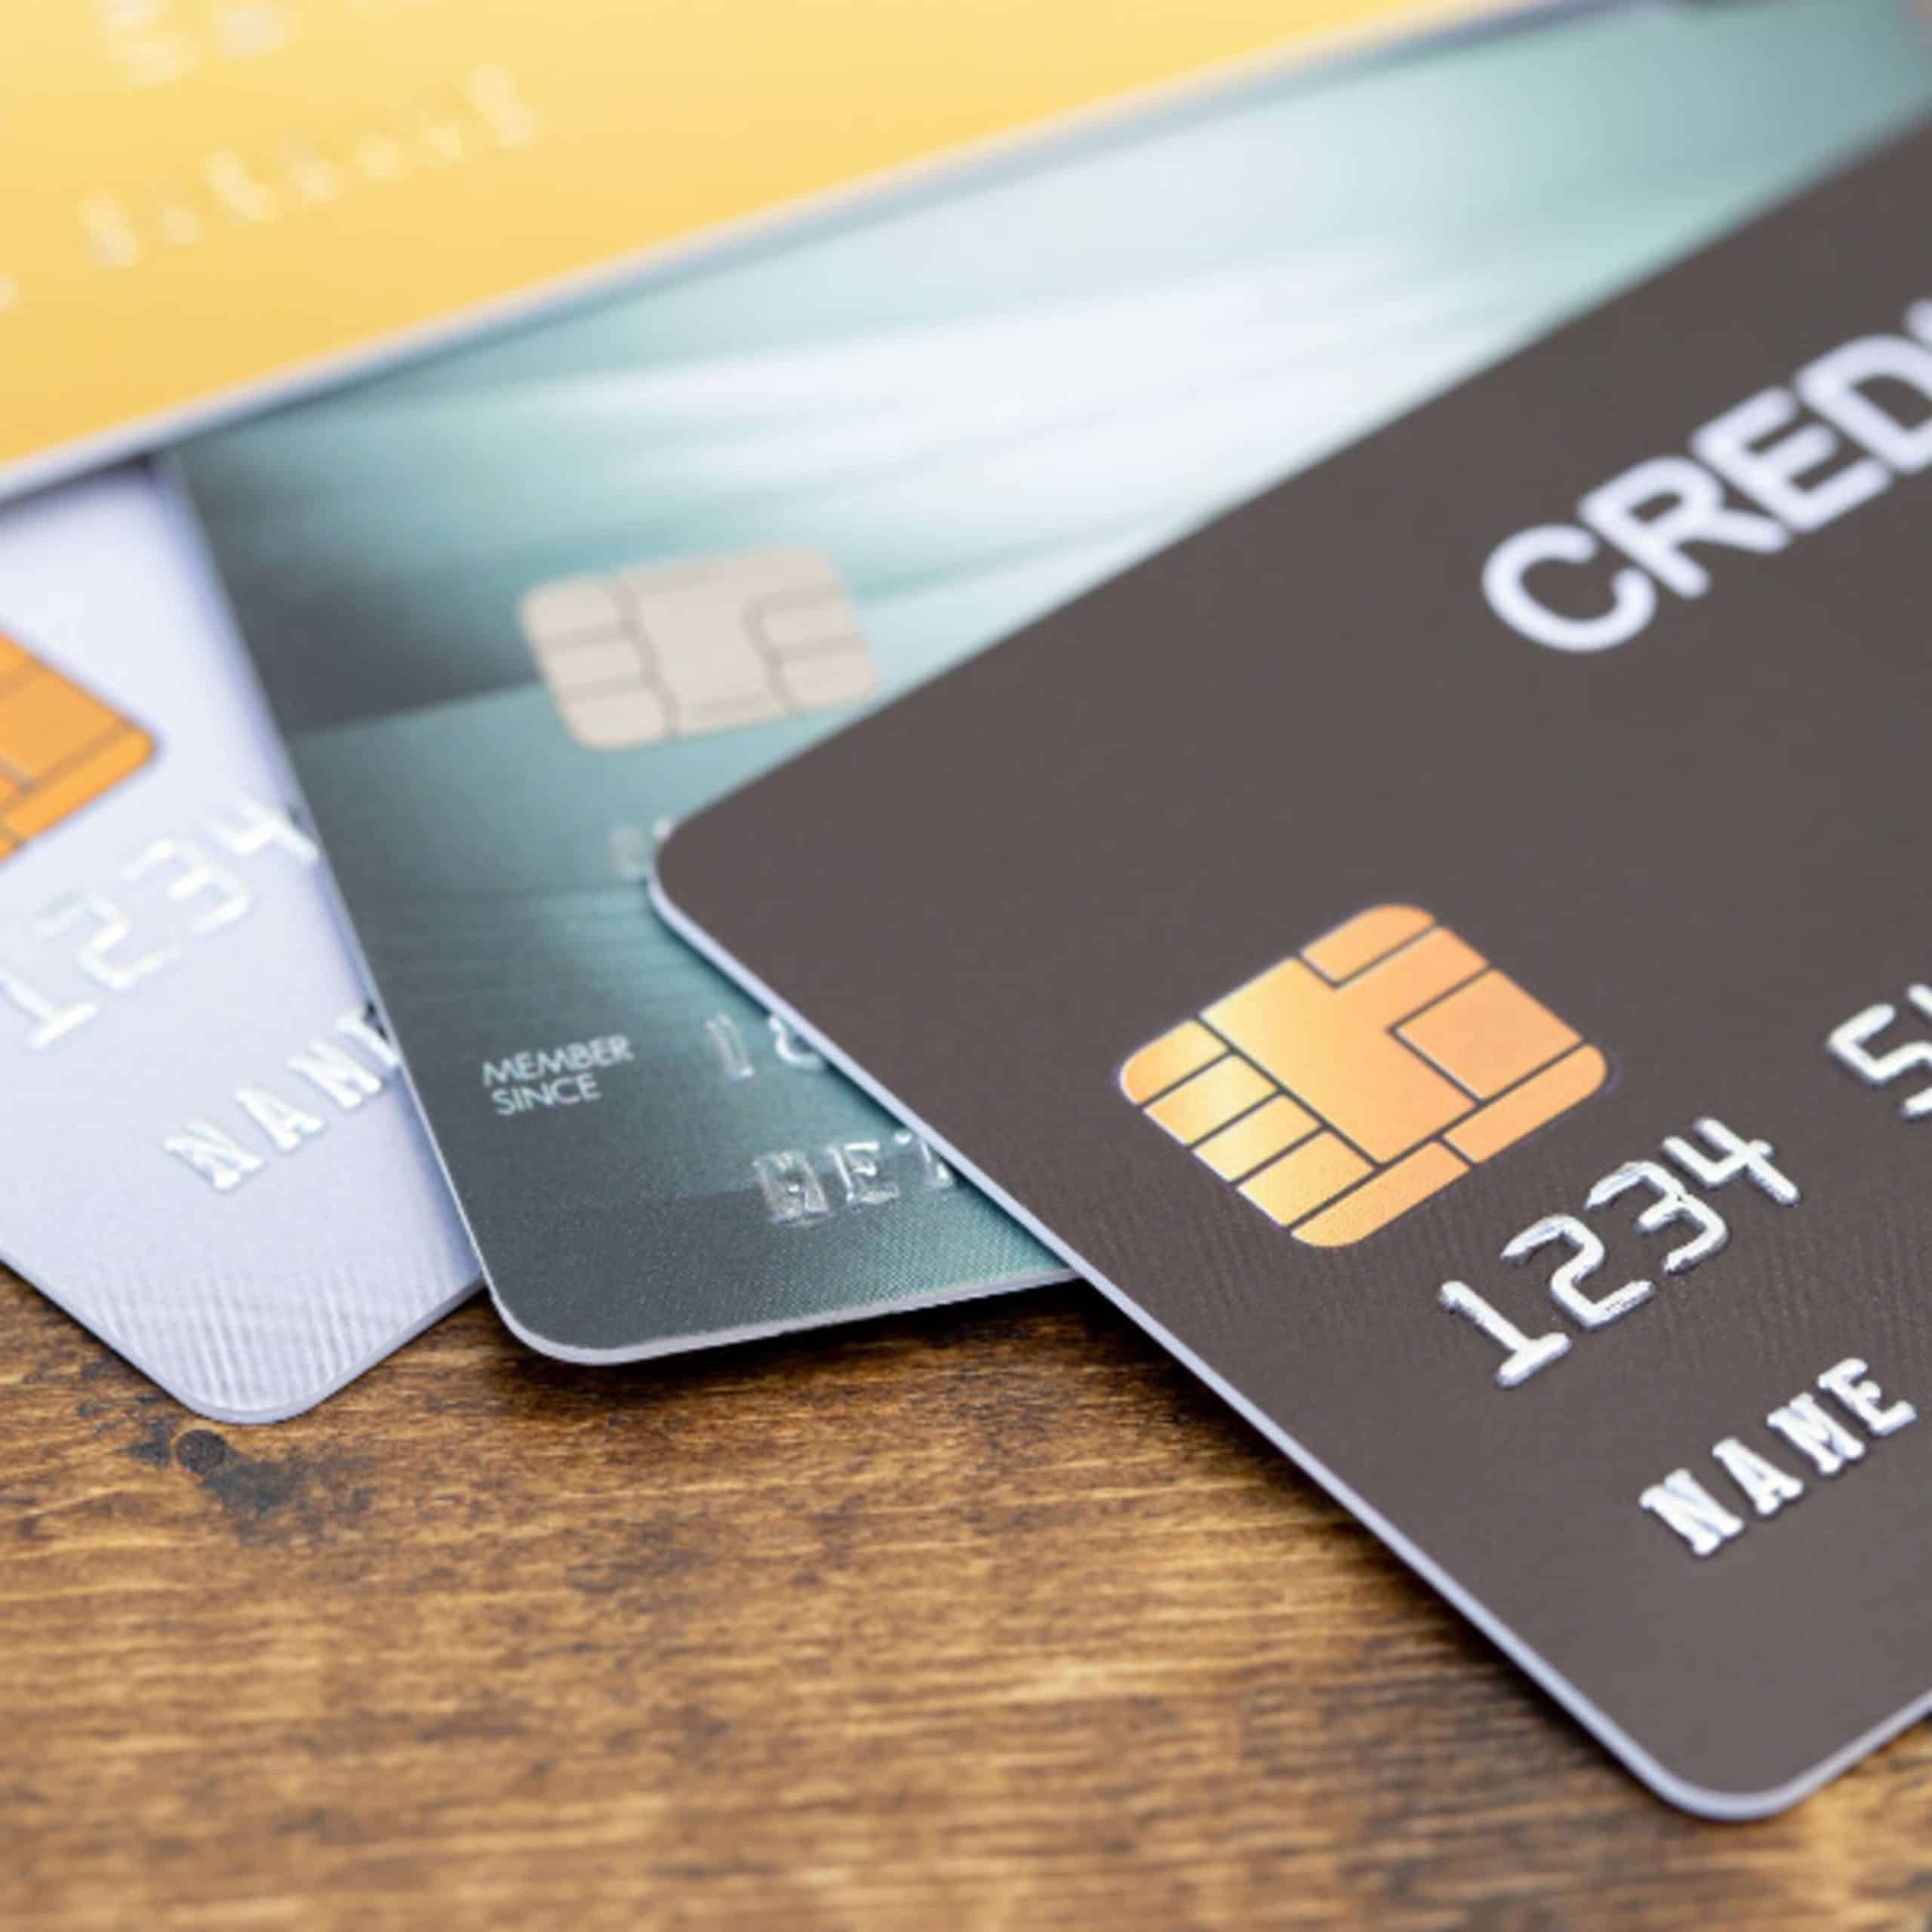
[
  {"left": 0, "top": 633, "right": 153, "bottom": 862},
  {"left": 1120, "top": 906, "right": 1606, "bottom": 1247}
]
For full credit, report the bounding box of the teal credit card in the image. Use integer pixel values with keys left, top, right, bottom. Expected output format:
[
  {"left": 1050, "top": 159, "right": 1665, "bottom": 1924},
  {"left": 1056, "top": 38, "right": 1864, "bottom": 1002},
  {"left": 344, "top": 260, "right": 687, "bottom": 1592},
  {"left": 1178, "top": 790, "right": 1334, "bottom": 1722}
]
[{"left": 174, "top": 0, "right": 1932, "bottom": 1361}]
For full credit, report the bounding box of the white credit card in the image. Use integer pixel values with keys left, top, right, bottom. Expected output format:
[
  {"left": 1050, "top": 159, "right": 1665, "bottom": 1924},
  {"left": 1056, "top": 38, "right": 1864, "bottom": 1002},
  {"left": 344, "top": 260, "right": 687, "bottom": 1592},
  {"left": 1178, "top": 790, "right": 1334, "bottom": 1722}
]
[{"left": 0, "top": 466, "right": 476, "bottom": 1422}]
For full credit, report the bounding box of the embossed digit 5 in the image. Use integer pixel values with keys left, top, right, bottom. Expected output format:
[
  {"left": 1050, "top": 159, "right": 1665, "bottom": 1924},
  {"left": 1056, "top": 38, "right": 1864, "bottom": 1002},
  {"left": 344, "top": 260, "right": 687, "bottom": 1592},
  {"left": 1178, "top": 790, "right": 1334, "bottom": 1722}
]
[{"left": 1829, "top": 991, "right": 1932, "bottom": 1118}]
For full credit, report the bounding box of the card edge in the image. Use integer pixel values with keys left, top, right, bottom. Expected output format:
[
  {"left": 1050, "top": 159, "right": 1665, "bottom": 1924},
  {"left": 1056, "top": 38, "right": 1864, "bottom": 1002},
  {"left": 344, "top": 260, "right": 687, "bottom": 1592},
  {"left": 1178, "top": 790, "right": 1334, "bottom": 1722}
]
[
  {"left": 485, "top": 1262, "right": 1074, "bottom": 1366},
  {"left": 0, "top": 1250, "right": 481, "bottom": 1426}
]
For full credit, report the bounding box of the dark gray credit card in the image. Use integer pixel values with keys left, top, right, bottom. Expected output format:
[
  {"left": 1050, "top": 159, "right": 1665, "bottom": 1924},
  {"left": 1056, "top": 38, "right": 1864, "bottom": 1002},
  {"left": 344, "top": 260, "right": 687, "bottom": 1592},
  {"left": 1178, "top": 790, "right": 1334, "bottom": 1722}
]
[{"left": 657, "top": 120, "right": 1932, "bottom": 1813}]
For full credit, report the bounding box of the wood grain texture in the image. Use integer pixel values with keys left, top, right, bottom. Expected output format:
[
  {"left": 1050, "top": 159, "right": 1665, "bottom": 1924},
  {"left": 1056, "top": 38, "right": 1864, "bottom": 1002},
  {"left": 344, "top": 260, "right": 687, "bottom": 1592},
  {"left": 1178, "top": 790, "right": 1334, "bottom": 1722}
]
[{"left": 4, "top": 1262, "right": 1930, "bottom": 1931}]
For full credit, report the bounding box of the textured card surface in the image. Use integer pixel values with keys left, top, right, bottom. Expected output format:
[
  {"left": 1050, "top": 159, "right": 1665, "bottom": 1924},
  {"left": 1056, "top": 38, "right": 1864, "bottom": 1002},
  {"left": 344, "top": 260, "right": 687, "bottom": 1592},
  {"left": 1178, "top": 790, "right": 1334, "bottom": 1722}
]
[
  {"left": 0, "top": 469, "right": 475, "bottom": 1423},
  {"left": 173, "top": 0, "right": 1924, "bottom": 1364},
  {"left": 0, "top": 0, "right": 1541, "bottom": 499},
  {"left": 657, "top": 123, "right": 1932, "bottom": 1813}
]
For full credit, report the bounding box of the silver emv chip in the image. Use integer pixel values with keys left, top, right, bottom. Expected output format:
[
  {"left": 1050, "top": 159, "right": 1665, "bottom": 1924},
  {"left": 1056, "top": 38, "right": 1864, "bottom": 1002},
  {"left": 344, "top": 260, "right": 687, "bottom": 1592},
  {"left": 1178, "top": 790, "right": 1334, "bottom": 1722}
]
[{"left": 518, "top": 547, "right": 877, "bottom": 750}]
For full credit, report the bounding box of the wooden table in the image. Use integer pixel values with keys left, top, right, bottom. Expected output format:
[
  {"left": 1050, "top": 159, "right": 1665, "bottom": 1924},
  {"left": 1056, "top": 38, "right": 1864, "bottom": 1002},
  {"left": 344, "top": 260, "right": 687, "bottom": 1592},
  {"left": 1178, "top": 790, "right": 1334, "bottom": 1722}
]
[{"left": 5, "top": 1265, "right": 1928, "bottom": 1929}]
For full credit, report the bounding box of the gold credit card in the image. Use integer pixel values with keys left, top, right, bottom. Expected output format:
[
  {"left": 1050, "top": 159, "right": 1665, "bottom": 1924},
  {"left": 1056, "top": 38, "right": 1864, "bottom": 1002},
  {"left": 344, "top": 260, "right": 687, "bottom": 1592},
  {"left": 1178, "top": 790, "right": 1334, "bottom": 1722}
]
[{"left": 2, "top": 0, "right": 1530, "bottom": 496}]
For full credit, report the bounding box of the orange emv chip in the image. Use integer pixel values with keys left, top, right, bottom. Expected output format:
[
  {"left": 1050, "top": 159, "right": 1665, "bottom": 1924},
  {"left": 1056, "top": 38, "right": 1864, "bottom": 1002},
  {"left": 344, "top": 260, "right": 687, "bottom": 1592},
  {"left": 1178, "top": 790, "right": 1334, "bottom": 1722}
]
[
  {"left": 1119, "top": 906, "right": 1605, "bottom": 1247},
  {"left": 0, "top": 634, "right": 153, "bottom": 861}
]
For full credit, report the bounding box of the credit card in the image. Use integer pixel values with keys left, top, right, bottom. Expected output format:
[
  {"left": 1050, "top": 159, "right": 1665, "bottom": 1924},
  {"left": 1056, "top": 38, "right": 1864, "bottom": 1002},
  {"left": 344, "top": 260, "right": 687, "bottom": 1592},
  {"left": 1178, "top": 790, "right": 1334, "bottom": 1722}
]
[
  {"left": 0, "top": 468, "right": 476, "bottom": 1423},
  {"left": 0, "top": 0, "right": 1543, "bottom": 499},
  {"left": 655, "top": 122, "right": 1932, "bottom": 1814},
  {"left": 174, "top": 0, "right": 1932, "bottom": 1364}
]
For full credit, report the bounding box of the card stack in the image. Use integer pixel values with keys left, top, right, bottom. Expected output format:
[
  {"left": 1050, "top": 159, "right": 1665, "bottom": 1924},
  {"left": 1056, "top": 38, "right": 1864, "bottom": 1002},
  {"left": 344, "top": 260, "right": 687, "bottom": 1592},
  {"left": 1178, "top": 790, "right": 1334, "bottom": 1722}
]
[{"left": 7, "top": 0, "right": 1932, "bottom": 1815}]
